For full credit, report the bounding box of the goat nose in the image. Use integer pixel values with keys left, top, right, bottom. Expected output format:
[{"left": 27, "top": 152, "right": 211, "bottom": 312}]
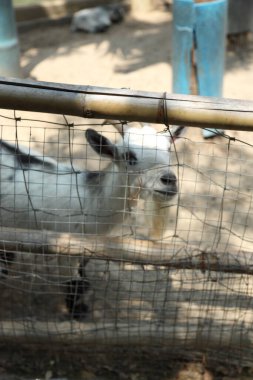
[{"left": 160, "top": 172, "right": 177, "bottom": 185}]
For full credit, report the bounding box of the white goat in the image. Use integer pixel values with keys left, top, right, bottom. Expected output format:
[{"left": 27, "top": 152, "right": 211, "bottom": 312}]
[
  {"left": 0, "top": 125, "right": 183, "bottom": 317},
  {"left": 0, "top": 125, "right": 181, "bottom": 235}
]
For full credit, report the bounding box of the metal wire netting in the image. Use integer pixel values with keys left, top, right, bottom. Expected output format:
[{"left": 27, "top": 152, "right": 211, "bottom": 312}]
[{"left": 0, "top": 110, "right": 253, "bottom": 363}]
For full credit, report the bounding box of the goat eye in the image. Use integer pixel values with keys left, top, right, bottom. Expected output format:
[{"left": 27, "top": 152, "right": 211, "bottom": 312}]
[{"left": 123, "top": 151, "right": 137, "bottom": 166}]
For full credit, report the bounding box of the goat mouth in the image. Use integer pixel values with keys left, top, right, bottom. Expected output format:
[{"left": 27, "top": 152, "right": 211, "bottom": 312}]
[{"left": 154, "top": 190, "right": 177, "bottom": 197}]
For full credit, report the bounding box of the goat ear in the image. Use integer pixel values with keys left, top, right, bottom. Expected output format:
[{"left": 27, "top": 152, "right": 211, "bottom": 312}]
[
  {"left": 85, "top": 129, "right": 117, "bottom": 159},
  {"left": 168, "top": 125, "right": 185, "bottom": 142},
  {"left": 162, "top": 125, "right": 185, "bottom": 143}
]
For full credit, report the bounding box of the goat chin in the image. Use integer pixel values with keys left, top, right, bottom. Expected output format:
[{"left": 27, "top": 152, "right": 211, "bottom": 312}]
[
  {"left": 126, "top": 193, "right": 177, "bottom": 241},
  {"left": 145, "top": 196, "right": 176, "bottom": 241}
]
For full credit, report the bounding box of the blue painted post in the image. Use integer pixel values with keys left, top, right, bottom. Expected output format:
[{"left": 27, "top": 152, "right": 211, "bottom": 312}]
[
  {"left": 195, "top": 0, "right": 227, "bottom": 137},
  {"left": 172, "top": 0, "right": 194, "bottom": 95},
  {"left": 172, "top": 0, "right": 228, "bottom": 138},
  {"left": 0, "top": 0, "right": 21, "bottom": 77}
]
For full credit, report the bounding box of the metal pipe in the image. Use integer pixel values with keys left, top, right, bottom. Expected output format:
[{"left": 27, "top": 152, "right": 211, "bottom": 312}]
[{"left": 0, "top": 1, "right": 21, "bottom": 77}]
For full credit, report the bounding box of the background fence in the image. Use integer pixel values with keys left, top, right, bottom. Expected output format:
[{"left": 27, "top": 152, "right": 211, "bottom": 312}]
[{"left": 0, "top": 79, "right": 253, "bottom": 368}]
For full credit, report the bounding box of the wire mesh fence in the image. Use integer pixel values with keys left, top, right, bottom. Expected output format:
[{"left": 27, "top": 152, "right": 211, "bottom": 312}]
[{"left": 0, "top": 106, "right": 253, "bottom": 364}]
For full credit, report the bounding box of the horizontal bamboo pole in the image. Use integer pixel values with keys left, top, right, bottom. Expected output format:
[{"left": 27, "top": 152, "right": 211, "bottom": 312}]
[
  {"left": 1, "top": 77, "right": 253, "bottom": 130},
  {"left": 1, "top": 227, "right": 253, "bottom": 274}
]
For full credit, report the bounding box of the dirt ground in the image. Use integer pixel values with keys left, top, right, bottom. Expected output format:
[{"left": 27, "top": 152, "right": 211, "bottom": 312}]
[
  {"left": 1, "top": 5, "right": 253, "bottom": 380},
  {"left": 18, "top": 7, "right": 253, "bottom": 100}
]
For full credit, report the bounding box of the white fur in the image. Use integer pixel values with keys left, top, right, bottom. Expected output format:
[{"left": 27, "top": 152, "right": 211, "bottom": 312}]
[{"left": 0, "top": 127, "right": 177, "bottom": 236}]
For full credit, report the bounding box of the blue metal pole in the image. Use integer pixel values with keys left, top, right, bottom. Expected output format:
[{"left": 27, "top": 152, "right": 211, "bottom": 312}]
[
  {"left": 0, "top": 0, "right": 21, "bottom": 77},
  {"left": 172, "top": 0, "right": 194, "bottom": 95},
  {"left": 195, "top": 0, "right": 228, "bottom": 137},
  {"left": 172, "top": 0, "right": 228, "bottom": 138},
  {"left": 195, "top": 0, "right": 228, "bottom": 98}
]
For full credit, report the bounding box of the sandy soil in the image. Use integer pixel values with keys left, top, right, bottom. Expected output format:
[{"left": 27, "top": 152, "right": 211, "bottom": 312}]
[
  {"left": 1, "top": 6, "right": 253, "bottom": 380},
  {"left": 18, "top": 10, "right": 253, "bottom": 99}
]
